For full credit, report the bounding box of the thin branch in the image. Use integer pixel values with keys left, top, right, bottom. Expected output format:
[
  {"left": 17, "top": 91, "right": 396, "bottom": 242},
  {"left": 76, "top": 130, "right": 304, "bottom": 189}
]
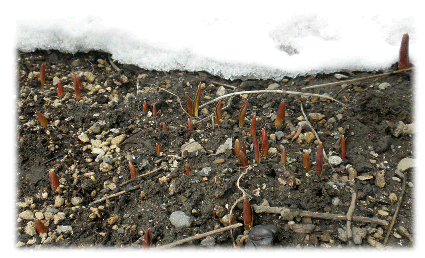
[
  {"left": 157, "top": 223, "right": 243, "bottom": 249},
  {"left": 118, "top": 166, "right": 164, "bottom": 187},
  {"left": 198, "top": 89, "right": 346, "bottom": 110},
  {"left": 206, "top": 80, "right": 237, "bottom": 89},
  {"left": 383, "top": 171, "right": 407, "bottom": 245},
  {"left": 302, "top": 67, "right": 414, "bottom": 90},
  {"left": 148, "top": 83, "right": 191, "bottom": 117},
  {"left": 108, "top": 55, "right": 121, "bottom": 72},
  {"left": 252, "top": 205, "right": 388, "bottom": 226},
  {"left": 346, "top": 183, "right": 357, "bottom": 245},
  {"left": 88, "top": 185, "right": 141, "bottom": 206}
]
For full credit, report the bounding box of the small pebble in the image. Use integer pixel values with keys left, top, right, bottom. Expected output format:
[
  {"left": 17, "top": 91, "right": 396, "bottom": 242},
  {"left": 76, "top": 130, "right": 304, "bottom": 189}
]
[
  {"left": 275, "top": 131, "right": 284, "bottom": 141},
  {"left": 334, "top": 74, "right": 349, "bottom": 80},
  {"left": 328, "top": 156, "right": 342, "bottom": 166},
  {"left": 378, "top": 82, "right": 391, "bottom": 90},
  {"left": 375, "top": 170, "right": 386, "bottom": 188},
  {"left": 107, "top": 214, "right": 119, "bottom": 225},
  {"left": 169, "top": 211, "right": 193, "bottom": 228},
  {"left": 19, "top": 210, "right": 34, "bottom": 220},
  {"left": 78, "top": 133, "right": 90, "bottom": 143},
  {"left": 200, "top": 236, "right": 216, "bottom": 247},
  {"left": 57, "top": 225, "right": 73, "bottom": 234},
  {"left": 332, "top": 197, "right": 340, "bottom": 206},
  {"left": 54, "top": 195, "right": 65, "bottom": 208},
  {"left": 198, "top": 167, "right": 212, "bottom": 177}
]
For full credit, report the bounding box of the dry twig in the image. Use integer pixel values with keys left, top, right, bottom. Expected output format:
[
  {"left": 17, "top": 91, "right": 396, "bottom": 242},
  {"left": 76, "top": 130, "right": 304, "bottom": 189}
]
[
  {"left": 118, "top": 166, "right": 164, "bottom": 187},
  {"left": 252, "top": 205, "right": 388, "bottom": 226},
  {"left": 346, "top": 183, "right": 357, "bottom": 245},
  {"left": 89, "top": 185, "right": 141, "bottom": 206},
  {"left": 156, "top": 223, "right": 243, "bottom": 249},
  {"left": 302, "top": 67, "right": 414, "bottom": 90},
  {"left": 383, "top": 171, "right": 407, "bottom": 245}
]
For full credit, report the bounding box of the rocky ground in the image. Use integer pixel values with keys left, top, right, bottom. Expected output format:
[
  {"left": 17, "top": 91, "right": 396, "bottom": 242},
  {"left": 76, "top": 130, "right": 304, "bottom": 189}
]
[{"left": 16, "top": 50, "right": 414, "bottom": 249}]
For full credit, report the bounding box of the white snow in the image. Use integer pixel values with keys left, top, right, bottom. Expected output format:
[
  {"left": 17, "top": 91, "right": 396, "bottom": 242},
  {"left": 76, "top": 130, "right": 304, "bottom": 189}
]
[{"left": 14, "top": 1, "right": 417, "bottom": 80}]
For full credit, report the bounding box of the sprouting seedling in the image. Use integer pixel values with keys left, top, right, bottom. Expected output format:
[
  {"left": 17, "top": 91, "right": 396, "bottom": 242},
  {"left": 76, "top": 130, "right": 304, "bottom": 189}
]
[
  {"left": 315, "top": 142, "right": 324, "bottom": 176},
  {"left": 302, "top": 150, "right": 310, "bottom": 170},
  {"left": 143, "top": 100, "right": 149, "bottom": 112},
  {"left": 249, "top": 114, "right": 256, "bottom": 137},
  {"left": 35, "top": 219, "right": 48, "bottom": 234},
  {"left": 341, "top": 135, "right": 346, "bottom": 159},
  {"left": 243, "top": 197, "right": 253, "bottom": 230},
  {"left": 241, "top": 139, "right": 246, "bottom": 156},
  {"left": 238, "top": 99, "right": 249, "bottom": 127},
  {"left": 57, "top": 81, "right": 64, "bottom": 98},
  {"left": 185, "top": 164, "right": 191, "bottom": 175},
  {"left": 281, "top": 149, "right": 287, "bottom": 165},
  {"left": 152, "top": 103, "right": 157, "bottom": 116},
  {"left": 398, "top": 33, "right": 410, "bottom": 70},
  {"left": 187, "top": 118, "right": 194, "bottom": 131},
  {"left": 234, "top": 139, "right": 242, "bottom": 157},
  {"left": 156, "top": 143, "right": 162, "bottom": 156},
  {"left": 72, "top": 73, "right": 81, "bottom": 100},
  {"left": 261, "top": 128, "right": 269, "bottom": 156},
  {"left": 73, "top": 72, "right": 83, "bottom": 92},
  {"left": 194, "top": 82, "right": 202, "bottom": 117},
  {"left": 215, "top": 100, "right": 222, "bottom": 128},
  {"left": 143, "top": 228, "right": 152, "bottom": 248},
  {"left": 129, "top": 161, "right": 136, "bottom": 179},
  {"left": 185, "top": 94, "right": 194, "bottom": 116},
  {"left": 49, "top": 169, "right": 59, "bottom": 190},
  {"left": 238, "top": 150, "right": 248, "bottom": 169},
  {"left": 36, "top": 110, "right": 48, "bottom": 128},
  {"left": 275, "top": 100, "right": 286, "bottom": 127},
  {"left": 162, "top": 122, "right": 167, "bottom": 131},
  {"left": 40, "top": 63, "right": 46, "bottom": 86},
  {"left": 253, "top": 134, "right": 260, "bottom": 164}
]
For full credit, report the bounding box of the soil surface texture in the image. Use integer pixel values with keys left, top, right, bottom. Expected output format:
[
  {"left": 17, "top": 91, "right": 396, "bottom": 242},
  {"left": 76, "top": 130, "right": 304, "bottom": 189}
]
[{"left": 16, "top": 50, "right": 414, "bottom": 249}]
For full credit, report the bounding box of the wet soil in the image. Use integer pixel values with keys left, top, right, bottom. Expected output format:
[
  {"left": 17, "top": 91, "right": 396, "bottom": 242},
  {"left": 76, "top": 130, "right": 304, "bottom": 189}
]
[{"left": 16, "top": 50, "right": 414, "bottom": 248}]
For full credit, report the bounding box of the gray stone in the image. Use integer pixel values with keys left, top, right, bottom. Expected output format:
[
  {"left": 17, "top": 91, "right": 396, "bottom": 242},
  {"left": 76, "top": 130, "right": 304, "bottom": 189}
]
[
  {"left": 327, "top": 117, "right": 337, "bottom": 124},
  {"left": 71, "top": 197, "right": 83, "bottom": 206},
  {"left": 89, "top": 122, "right": 102, "bottom": 134},
  {"left": 332, "top": 197, "right": 340, "bottom": 206},
  {"left": 216, "top": 86, "right": 226, "bottom": 97},
  {"left": 200, "top": 236, "right": 216, "bottom": 247},
  {"left": 337, "top": 228, "right": 348, "bottom": 242},
  {"left": 181, "top": 140, "right": 205, "bottom": 157},
  {"left": 328, "top": 156, "right": 343, "bottom": 166},
  {"left": 336, "top": 114, "right": 343, "bottom": 121},
  {"left": 169, "top": 211, "right": 193, "bottom": 228},
  {"left": 267, "top": 83, "right": 280, "bottom": 90},
  {"left": 246, "top": 224, "right": 277, "bottom": 248},
  {"left": 56, "top": 225, "right": 73, "bottom": 234},
  {"left": 334, "top": 74, "right": 349, "bottom": 80},
  {"left": 378, "top": 82, "right": 391, "bottom": 90},
  {"left": 198, "top": 167, "right": 212, "bottom": 177},
  {"left": 397, "top": 157, "right": 415, "bottom": 172},
  {"left": 352, "top": 227, "right": 367, "bottom": 245},
  {"left": 216, "top": 138, "right": 232, "bottom": 154},
  {"left": 275, "top": 131, "right": 284, "bottom": 141}
]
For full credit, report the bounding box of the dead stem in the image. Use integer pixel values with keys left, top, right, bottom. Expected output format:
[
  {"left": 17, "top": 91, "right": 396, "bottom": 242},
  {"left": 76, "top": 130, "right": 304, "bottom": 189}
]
[
  {"left": 252, "top": 205, "right": 388, "bottom": 226},
  {"left": 88, "top": 185, "right": 141, "bottom": 206},
  {"left": 383, "top": 171, "right": 407, "bottom": 245},
  {"left": 346, "top": 182, "right": 357, "bottom": 245},
  {"left": 148, "top": 83, "right": 191, "bottom": 117},
  {"left": 156, "top": 223, "right": 243, "bottom": 249},
  {"left": 199, "top": 89, "right": 346, "bottom": 110},
  {"left": 302, "top": 67, "right": 414, "bottom": 90}
]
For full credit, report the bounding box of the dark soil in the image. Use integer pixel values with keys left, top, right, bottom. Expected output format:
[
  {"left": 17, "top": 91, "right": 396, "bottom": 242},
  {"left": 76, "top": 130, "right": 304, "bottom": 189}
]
[{"left": 16, "top": 50, "right": 414, "bottom": 248}]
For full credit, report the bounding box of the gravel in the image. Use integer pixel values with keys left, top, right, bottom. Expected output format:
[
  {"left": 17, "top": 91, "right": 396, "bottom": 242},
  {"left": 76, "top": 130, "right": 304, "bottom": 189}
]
[{"left": 169, "top": 211, "right": 194, "bottom": 228}]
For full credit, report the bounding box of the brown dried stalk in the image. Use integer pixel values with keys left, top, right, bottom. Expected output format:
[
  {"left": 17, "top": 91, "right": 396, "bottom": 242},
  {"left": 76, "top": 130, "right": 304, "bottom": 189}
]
[
  {"left": 194, "top": 82, "right": 202, "bottom": 117},
  {"left": 129, "top": 161, "right": 136, "bottom": 179},
  {"left": 143, "top": 100, "right": 148, "bottom": 112},
  {"left": 49, "top": 169, "right": 59, "bottom": 190},
  {"left": 398, "top": 33, "right": 410, "bottom": 70},
  {"left": 281, "top": 149, "right": 287, "bottom": 165},
  {"left": 40, "top": 63, "right": 46, "bottom": 86},
  {"left": 238, "top": 150, "right": 248, "bottom": 169},
  {"left": 261, "top": 128, "right": 269, "bottom": 156},
  {"left": 341, "top": 135, "right": 346, "bottom": 159},
  {"left": 315, "top": 142, "right": 324, "bottom": 176},
  {"left": 302, "top": 150, "right": 310, "bottom": 170},
  {"left": 36, "top": 110, "right": 48, "bottom": 128},
  {"left": 275, "top": 100, "right": 285, "bottom": 127},
  {"left": 215, "top": 99, "right": 222, "bottom": 127},
  {"left": 187, "top": 118, "right": 194, "bottom": 131},
  {"left": 238, "top": 99, "right": 249, "bottom": 127},
  {"left": 185, "top": 94, "right": 194, "bottom": 116},
  {"left": 185, "top": 164, "right": 191, "bottom": 176},
  {"left": 152, "top": 103, "right": 157, "bottom": 116},
  {"left": 57, "top": 81, "right": 64, "bottom": 97},
  {"left": 241, "top": 139, "right": 246, "bottom": 156},
  {"left": 234, "top": 139, "right": 241, "bottom": 157},
  {"left": 243, "top": 197, "right": 253, "bottom": 230},
  {"left": 155, "top": 143, "right": 162, "bottom": 156},
  {"left": 143, "top": 228, "right": 152, "bottom": 247},
  {"left": 253, "top": 135, "right": 260, "bottom": 164},
  {"left": 249, "top": 114, "right": 256, "bottom": 136},
  {"left": 292, "top": 126, "right": 302, "bottom": 141}
]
